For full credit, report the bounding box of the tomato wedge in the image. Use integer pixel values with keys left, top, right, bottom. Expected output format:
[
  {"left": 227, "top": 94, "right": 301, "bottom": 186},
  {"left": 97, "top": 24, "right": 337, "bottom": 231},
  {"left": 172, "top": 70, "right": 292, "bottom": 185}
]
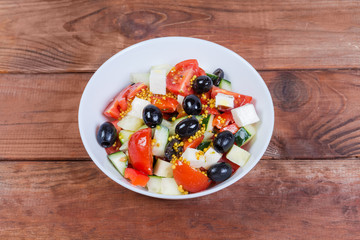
[
  {"left": 127, "top": 83, "right": 148, "bottom": 100},
  {"left": 105, "top": 139, "right": 121, "bottom": 155},
  {"left": 173, "top": 160, "right": 211, "bottom": 193},
  {"left": 219, "top": 123, "right": 239, "bottom": 134},
  {"left": 150, "top": 96, "right": 179, "bottom": 113},
  {"left": 211, "top": 87, "right": 252, "bottom": 110},
  {"left": 111, "top": 120, "right": 122, "bottom": 133},
  {"left": 183, "top": 135, "right": 204, "bottom": 151},
  {"left": 213, "top": 112, "right": 234, "bottom": 129},
  {"left": 128, "top": 128, "right": 153, "bottom": 175},
  {"left": 124, "top": 168, "right": 150, "bottom": 187},
  {"left": 166, "top": 59, "right": 202, "bottom": 96},
  {"left": 103, "top": 83, "right": 148, "bottom": 119}
]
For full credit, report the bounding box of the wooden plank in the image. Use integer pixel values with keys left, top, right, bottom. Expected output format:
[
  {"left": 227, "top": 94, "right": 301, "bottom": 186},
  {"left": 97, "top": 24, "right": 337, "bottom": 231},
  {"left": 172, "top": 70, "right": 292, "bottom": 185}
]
[
  {"left": 0, "top": 160, "right": 359, "bottom": 239},
  {"left": 0, "top": 0, "right": 359, "bottom": 73},
  {"left": 0, "top": 70, "right": 359, "bottom": 160}
]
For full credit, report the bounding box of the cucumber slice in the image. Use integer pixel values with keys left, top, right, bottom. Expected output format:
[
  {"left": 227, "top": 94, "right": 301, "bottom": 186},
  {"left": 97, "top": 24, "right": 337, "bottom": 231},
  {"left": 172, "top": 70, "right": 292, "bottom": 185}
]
[
  {"left": 152, "top": 125, "right": 169, "bottom": 157},
  {"left": 206, "top": 73, "right": 218, "bottom": 82},
  {"left": 151, "top": 64, "right": 172, "bottom": 74},
  {"left": 131, "top": 72, "right": 150, "bottom": 86},
  {"left": 118, "top": 130, "right": 134, "bottom": 144},
  {"left": 197, "top": 140, "right": 212, "bottom": 151},
  {"left": 117, "top": 115, "right": 144, "bottom": 131},
  {"left": 219, "top": 79, "right": 232, "bottom": 91},
  {"left": 206, "top": 114, "right": 214, "bottom": 132},
  {"left": 153, "top": 159, "right": 173, "bottom": 177},
  {"left": 234, "top": 124, "right": 256, "bottom": 146},
  {"left": 147, "top": 176, "right": 162, "bottom": 194},
  {"left": 161, "top": 178, "right": 182, "bottom": 195},
  {"left": 119, "top": 141, "right": 128, "bottom": 151},
  {"left": 161, "top": 119, "right": 172, "bottom": 130},
  {"left": 168, "top": 116, "right": 188, "bottom": 136},
  {"left": 108, "top": 151, "right": 128, "bottom": 176},
  {"left": 226, "top": 145, "right": 251, "bottom": 167}
]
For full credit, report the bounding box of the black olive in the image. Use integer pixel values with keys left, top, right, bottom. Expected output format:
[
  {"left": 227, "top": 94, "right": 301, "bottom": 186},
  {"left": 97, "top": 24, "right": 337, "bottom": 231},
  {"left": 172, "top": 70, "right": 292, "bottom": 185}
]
[
  {"left": 143, "top": 105, "right": 163, "bottom": 128},
  {"left": 96, "top": 122, "right": 117, "bottom": 148},
  {"left": 193, "top": 75, "right": 213, "bottom": 94},
  {"left": 207, "top": 162, "right": 232, "bottom": 182},
  {"left": 182, "top": 95, "right": 202, "bottom": 115},
  {"left": 212, "top": 68, "right": 224, "bottom": 86},
  {"left": 175, "top": 117, "right": 199, "bottom": 138},
  {"left": 164, "top": 139, "right": 183, "bottom": 162},
  {"left": 213, "top": 130, "right": 235, "bottom": 153}
]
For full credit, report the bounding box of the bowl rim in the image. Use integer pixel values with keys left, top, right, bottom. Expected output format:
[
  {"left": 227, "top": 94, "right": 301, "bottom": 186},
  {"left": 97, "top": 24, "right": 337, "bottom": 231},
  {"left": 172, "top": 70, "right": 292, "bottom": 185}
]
[{"left": 78, "top": 36, "right": 274, "bottom": 200}]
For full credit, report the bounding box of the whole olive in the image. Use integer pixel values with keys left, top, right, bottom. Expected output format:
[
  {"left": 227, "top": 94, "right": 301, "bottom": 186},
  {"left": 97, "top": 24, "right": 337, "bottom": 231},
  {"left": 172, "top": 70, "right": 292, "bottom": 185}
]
[
  {"left": 175, "top": 117, "right": 199, "bottom": 138},
  {"left": 213, "top": 130, "right": 235, "bottom": 153},
  {"left": 96, "top": 122, "right": 117, "bottom": 148},
  {"left": 193, "top": 75, "right": 213, "bottom": 94},
  {"left": 212, "top": 68, "right": 224, "bottom": 86},
  {"left": 143, "top": 105, "right": 163, "bottom": 128},
  {"left": 182, "top": 95, "right": 202, "bottom": 115},
  {"left": 164, "top": 139, "right": 183, "bottom": 162},
  {"left": 207, "top": 162, "right": 232, "bottom": 182}
]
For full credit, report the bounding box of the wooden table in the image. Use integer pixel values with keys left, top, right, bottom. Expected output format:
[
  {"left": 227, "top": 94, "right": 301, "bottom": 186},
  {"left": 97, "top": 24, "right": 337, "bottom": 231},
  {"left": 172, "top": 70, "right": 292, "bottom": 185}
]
[{"left": 1, "top": 1, "right": 359, "bottom": 239}]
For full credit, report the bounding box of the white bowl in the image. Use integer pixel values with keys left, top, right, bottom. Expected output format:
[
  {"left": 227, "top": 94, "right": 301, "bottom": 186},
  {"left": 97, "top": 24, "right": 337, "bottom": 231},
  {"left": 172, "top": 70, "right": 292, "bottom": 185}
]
[{"left": 78, "top": 37, "right": 274, "bottom": 200}]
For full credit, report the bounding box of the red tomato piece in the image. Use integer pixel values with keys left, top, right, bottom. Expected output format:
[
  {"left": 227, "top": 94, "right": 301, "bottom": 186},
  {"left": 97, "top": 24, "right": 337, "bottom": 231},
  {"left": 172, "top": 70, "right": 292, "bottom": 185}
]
[
  {"left": 176, "top": 104, "right": 187, "bottom": 119},
  {"left": 150, "top": 96, "right": 179, "bottom": 113},
  {"left": 124, "top": 168, "right": 150, "bottom": 187},
  {"left": 103, "top": 83, "right": 147, "bottom": 119},
  {"left": 219, "top": 123, "right": 239, "bottom": 134},
  {"left": 197, "top": 67, "right": 206, "bottom": 76},
  {"left": 205, "top": 107, "right": 220, "bottom": 115},
  {"left": 111, "top": 120, "right": 122, "bottom": 133},
  {"left": 212, "top": 111, "right": 234, "bottom": 129},
  {"left": 183, "top": 135, "right": 204, "bottom": 151},
  {"left": 211, "top": 87, "right": 252, "bottom": 109},
  {"left": 166, "top": 59, "right": 202, "bottom": 96},
  {"left": 219, "top": 156, "right": 239, "bottom": 174},
  {"left": 127, "top": 83, "right": 148, "bottom": 100},
  {"left": 105, "top": 139, "right": 121, "bottom": 155},
  {"left": 128, "top": 128, "right": 153, "bottom": 175},
  {"left": 173, "top": 160, "right": 211, "bottom": 193}
]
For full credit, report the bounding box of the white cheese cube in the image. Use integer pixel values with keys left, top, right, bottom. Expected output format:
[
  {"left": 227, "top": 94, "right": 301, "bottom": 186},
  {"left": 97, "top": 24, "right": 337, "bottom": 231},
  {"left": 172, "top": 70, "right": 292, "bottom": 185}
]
[
  {"left": 231, "top": 104, "right": 260, "bottom": 127},
  {"left": 215, "top": 93, "right": 234, "bottom": 108},
  {"left": 226, "top": 145, "right": 251, "bottom": 167},
  {"left": 149, "top": 69, "right": 167, "bottom": 95},
  {"left": 181, "top": 148, "right": 206, "bottom": 169},
  {"left": 127, "top": 97, "right": 151, "bottom": 119},
  {"left": 203, "top": 147, "right": 222, "bottom": 169},
  {"left": 177, "top": 95, "right": 184, "bottom": 104},
  {"left": 154, "top": 159, "right": 173, "bottom": 178}
]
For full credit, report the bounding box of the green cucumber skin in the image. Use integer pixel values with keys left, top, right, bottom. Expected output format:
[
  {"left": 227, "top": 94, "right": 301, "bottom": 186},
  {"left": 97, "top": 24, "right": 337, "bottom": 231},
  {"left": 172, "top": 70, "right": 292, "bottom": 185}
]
[
  {"left": 197, "top": 141, "right": 212, "bottom": 151},
  {"left": 219, "top": 79, "right": 232, "bottom": 91},
  {"left": 234, "top": 127, "right": 251, "bottom": 146}
]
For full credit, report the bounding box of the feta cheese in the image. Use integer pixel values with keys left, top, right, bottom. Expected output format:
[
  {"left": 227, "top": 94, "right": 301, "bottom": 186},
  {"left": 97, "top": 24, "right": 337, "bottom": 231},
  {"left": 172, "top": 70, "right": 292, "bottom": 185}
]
[
  {"left": 177, "top": 95, "right": 184, "bottom": 104},
  {"left": 127, "top": 97, "right": 151, "bottom": 119},
  {"left": 181, "top": 148, "right": 206, "bottom": 169},
  {"left": 226, "top": 145, "right": 251, "bottom": 167},
  {"left": 215, "top": 93, "right": 234, "bottom": 108},
  {"left": 149, "top": 69, "right": 166, "bottom": 95},
  {"left": 231, "top": 103, "right": 260, "bottom": 127},
  {"left": 203, "top": 147, "right": 222, "bottom": 169}
]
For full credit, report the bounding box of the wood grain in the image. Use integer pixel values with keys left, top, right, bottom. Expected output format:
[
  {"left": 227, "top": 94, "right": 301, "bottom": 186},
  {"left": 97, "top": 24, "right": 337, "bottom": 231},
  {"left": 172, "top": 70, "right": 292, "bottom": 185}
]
[
  {"left": 0, "top": 160, "right": 359, "bottom": 239},
  {"left": 0, "top": 70, "right": 359, "bottom": 160},
  {"left": 0, "top": 0, "right": 359, "bottom": 73}
]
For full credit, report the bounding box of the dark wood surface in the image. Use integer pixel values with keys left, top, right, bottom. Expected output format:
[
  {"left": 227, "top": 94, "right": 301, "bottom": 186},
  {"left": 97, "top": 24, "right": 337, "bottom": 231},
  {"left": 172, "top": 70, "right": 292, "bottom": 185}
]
[{"left": 0, "top": 0, "right": 359, "bottom": 239}]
